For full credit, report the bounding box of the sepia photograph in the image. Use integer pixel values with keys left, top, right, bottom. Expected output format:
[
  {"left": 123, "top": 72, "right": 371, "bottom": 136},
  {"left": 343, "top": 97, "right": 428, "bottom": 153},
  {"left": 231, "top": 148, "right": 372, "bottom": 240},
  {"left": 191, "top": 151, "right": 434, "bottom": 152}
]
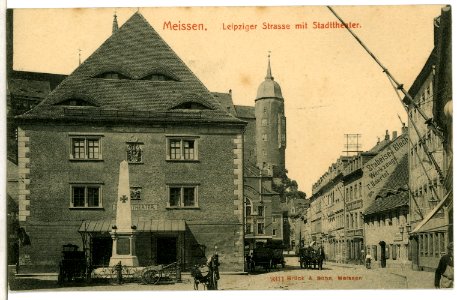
[{"left": 2, "top": 1, "right": 454, "bottom": 298}]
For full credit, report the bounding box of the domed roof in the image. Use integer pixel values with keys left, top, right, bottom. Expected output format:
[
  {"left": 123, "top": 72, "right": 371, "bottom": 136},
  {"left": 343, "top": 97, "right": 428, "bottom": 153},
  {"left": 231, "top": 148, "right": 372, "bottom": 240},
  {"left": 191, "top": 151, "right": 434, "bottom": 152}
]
[{"left": 255, "top": 55, "right": 283, "bottom": 100}]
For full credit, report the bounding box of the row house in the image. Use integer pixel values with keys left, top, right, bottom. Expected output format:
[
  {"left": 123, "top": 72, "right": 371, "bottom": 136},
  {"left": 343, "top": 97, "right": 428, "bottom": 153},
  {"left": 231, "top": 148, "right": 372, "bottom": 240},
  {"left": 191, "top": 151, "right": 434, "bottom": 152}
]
[
  {"left": 342, "top": 152, "right": 376, "bottom": 263},
  {"left": 407, "top": 6, "right": 452, "bottom": 271},
  {"left": 363, "top": 149, "right": 410, "bottom": 268},
  {"left": 308, "top": 156, "right": 350, "bottom": 262},
  {"left": 306, "top": 129, "right": 406, "bottom": 265}
]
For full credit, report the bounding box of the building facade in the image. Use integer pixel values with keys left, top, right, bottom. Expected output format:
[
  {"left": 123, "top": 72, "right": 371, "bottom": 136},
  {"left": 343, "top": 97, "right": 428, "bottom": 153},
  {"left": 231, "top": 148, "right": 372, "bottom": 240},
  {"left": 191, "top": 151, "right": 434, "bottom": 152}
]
[
  {"left": 407, "top": 6, "right": 452, "bottom": 271},
  {"left": 217, "top": 57, "right": 288, "bottom": 252},
  {"left": 343, "top": 153, "right": 375, "bottom": 263},
  {"left": 16, "top": 13, "right": 246, "bottom": 273},
  {"left": 309, "top": 156, "right": 350, "bottom": 262},
  {"left": 364, "top": 154, "right": 410, "bottom": 268}
]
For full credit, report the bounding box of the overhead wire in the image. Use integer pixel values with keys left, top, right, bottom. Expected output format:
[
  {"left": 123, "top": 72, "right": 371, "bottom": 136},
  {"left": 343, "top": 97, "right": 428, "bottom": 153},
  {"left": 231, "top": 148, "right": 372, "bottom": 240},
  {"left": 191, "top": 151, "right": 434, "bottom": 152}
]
[{"left": 327, "top": 6, "right": 444, "bottom": 142}]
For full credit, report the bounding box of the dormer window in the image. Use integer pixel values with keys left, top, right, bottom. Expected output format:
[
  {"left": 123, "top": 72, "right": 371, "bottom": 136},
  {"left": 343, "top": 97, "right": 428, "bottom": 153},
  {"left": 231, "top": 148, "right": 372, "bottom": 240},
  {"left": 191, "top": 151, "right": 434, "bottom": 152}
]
[
  {"left": 140, "top": 73, "right": 178, "bottom": 81},
  {"left": 140, "top": 72, "right": 179, "bottom": 81},
  {"left": 95, "top": 72, "right": 130, "bottom": 80},
  {"left": 173, "top": 102, "right": 211, "bottom": 110},
  {"left": 56, "top": 98, "right": 96, "bottom": 107}
]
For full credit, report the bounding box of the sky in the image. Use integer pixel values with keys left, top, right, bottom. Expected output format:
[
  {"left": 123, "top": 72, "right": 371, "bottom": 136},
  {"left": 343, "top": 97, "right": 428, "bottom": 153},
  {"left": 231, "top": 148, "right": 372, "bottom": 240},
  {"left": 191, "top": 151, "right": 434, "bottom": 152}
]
[{"left": 10, "top": 4, "right": 444, "bottom": 196}]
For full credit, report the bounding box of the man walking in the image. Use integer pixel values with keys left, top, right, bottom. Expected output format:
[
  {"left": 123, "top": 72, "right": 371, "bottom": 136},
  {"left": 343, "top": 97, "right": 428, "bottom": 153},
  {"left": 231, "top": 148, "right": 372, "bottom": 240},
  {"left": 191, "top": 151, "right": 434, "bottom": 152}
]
[{"left": 435, "top": 242, "right": 454, "bottom": 288}]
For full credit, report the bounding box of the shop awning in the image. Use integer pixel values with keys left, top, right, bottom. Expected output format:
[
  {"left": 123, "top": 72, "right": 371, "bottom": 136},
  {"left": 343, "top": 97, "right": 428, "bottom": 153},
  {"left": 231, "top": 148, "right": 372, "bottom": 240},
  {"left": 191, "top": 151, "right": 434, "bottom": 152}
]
[
  {"left": 78, "top": 219, "right": 186, "bottom": 233},
  {"left": 411, "top": 190, "right": 452, "bottom": 234}
]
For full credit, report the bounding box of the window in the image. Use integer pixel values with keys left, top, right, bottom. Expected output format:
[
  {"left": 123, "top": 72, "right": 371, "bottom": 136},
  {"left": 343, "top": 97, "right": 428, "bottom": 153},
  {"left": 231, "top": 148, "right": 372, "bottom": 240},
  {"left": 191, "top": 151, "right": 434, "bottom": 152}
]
[
  {"left": 439, "top": 232, "right": 445, "bottom": 255},
  {"left": 70, "top": 185, "right": 102, "bottom": 208},
  {"left": 258, "top": 206, "right": 264, "bottom": 217},
  {"left": 95, "top": 72, "right": 130, "bottom": 80},
  {"left": 273, "top": 229, "right": 276, "bottom": 236},
  {"left": 245, "top": 198, "right": 252, "bottom": 216},
  {"left": 141, "top": 73, "right": 177, "bottom": 81},
  {"left": 70, "top": 136, "right": 102, "bottom": 160},
  {"left": 392, "top": 244, "right": 397, "bottom": 260},
  {"left": 166, "top": 137, "right": 198, "bottom": 160},
  {"left": 130, "top": 187, "right": 142, "bottom": 200},
  {"left": 167, "top": 186, "right": 198, "bottom": 208},
  {"left": 127, "top": 142, "right": 143, "bottom": 163},
  {"left": 257, "top": 223, "right": 265, "bottom": 235},
  {"left": 261, "top": 118, "right": 268, "bottom": 126},
  {"left": 173, "top": 102, "right": 211, "bottom": 110},
  {"left": 246, "top": 222, "right": 253, "bottom": 234},
  {"left": 273, "top": 216, "right": 277, "bottom": 223},
  {"left": 262, "top": 134, "right": 268, "bottom": 141}
]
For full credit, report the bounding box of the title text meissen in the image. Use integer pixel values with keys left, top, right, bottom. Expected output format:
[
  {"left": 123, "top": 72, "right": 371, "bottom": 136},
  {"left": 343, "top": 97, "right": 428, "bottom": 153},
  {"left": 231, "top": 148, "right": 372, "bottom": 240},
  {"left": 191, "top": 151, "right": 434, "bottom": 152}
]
[{"left": 163, "top": 21, "right": 207, "bottom": 31}]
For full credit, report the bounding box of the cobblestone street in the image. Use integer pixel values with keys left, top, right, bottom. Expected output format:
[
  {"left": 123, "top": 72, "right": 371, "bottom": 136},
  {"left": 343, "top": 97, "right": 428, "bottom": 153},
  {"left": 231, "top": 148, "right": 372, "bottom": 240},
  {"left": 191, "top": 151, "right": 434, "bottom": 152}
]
[{"left": 8, "top": 256, "right": 436, "bottom": 293}]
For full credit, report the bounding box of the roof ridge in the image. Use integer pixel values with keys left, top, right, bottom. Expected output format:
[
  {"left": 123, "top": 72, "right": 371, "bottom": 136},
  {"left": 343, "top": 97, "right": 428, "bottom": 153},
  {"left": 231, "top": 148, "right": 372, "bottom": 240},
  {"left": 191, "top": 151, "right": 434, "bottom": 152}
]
[
  {"left": 132, "top": 12, "right": 225, "bottom": 111},
  {"left": 19, "top": 12, "right": 244, "bottom": 124}
]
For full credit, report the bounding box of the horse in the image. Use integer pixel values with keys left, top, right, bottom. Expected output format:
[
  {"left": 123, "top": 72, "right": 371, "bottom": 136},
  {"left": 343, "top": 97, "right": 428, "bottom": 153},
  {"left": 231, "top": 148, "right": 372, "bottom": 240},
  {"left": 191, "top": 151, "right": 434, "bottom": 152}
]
[
  {"left": 191, "top": 254, "right": 220, "bottom": 290},
  {"left": 316, "top": 246, "right": 325, "bottom": 270},
  {"left": 299, "top": 246, "right": 325, "bottom": 270}
]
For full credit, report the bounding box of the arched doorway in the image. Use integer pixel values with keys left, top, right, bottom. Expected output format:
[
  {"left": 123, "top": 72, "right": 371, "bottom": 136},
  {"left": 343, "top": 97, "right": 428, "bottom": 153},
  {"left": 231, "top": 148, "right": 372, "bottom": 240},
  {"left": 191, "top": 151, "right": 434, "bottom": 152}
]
[{"left": 379, "top": 241, "right": 386, "bottom": 268}]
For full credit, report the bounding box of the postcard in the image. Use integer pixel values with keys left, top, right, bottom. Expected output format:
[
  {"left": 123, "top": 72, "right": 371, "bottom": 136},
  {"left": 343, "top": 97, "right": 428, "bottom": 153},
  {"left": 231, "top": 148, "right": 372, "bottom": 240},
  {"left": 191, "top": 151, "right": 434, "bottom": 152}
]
[{"left": 4, "top": 3, "right": 454, "bottom": 299}]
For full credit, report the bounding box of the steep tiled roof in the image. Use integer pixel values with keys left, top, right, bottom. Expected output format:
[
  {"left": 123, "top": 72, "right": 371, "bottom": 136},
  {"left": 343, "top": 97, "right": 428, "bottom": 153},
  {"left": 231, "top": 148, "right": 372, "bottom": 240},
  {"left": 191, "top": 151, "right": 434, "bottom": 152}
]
[
  {"left": 364, "top": 154, "right": 409, "bottom": 216},
  {"left": 376, "top": 154, "right": 409, "bottom": 198},
  {"left": 212, "top": 92, "right": 237, "bottom": 116},
  {"left": 18, "top": 13, "right": 244, "bottom": 126},
  {"left": 366, "top": 138, "right": 390, "bottom": 154},
  {"left": 234, "top": 105, "right": 255, "bottom": 119},
  {"left": 364, "top": 190, "right": 409, "bottom": 216},
  {"left": 8, "top": 79, "right": 50, "bottom": 99}
]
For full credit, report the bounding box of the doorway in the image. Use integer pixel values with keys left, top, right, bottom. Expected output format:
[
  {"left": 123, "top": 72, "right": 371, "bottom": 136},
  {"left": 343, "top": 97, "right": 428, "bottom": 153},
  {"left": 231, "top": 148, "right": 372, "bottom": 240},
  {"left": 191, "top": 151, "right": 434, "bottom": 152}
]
[
  {"left": 379, "top": 241, "right": 386, "bottom": 268},
  {"left": 156, "top": 237, "right": 177, "bottom": 265},
  {"left": 92, "top": 236, "right": 112, "bottom": 267}
]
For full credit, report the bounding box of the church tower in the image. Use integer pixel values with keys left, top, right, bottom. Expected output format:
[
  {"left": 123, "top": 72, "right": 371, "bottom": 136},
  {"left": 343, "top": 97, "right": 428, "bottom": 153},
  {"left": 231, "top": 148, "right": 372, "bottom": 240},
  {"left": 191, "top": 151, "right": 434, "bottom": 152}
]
[{"left": 255, "top": 54, "right": 286, "bottom": 176}]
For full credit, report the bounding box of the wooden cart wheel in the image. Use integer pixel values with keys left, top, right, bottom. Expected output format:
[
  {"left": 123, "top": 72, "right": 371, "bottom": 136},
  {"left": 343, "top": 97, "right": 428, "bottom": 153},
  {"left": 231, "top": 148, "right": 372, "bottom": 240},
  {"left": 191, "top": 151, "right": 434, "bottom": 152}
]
[{"left": 142, "top": 269, "right": 161, "bottom": 285}]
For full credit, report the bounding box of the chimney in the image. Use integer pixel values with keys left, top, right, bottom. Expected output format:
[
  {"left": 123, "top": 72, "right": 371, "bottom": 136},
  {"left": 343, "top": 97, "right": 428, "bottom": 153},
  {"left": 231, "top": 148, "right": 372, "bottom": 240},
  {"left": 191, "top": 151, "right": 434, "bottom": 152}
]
[
  {"left": 401, "top": 125, "right": 408, "bottom": 135},
  {"left": 392, "top": 131, "right": 398, "bottom": 140},
  {"left": 229, "top": 89, "right": 232, "bottom": 95},
  {"left": 384, "top": 130, "right": 390, "bottom": 141},
  {"left": 377, "top": 137, "right": 380, "bottom": 144}
]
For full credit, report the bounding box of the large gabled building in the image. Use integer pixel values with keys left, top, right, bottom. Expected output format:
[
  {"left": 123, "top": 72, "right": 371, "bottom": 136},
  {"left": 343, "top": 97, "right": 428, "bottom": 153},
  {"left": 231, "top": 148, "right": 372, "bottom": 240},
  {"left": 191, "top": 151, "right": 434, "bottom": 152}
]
[{"left": 15, "top": 12, "right": 246, "bottom": 273}]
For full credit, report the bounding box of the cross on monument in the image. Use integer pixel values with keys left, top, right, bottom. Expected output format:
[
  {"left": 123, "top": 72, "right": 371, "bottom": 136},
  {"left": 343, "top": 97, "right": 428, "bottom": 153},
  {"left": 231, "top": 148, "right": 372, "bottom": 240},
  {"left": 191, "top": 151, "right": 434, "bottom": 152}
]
[{"left": 120, "top": 195, "right": 128, "bottom": 203}]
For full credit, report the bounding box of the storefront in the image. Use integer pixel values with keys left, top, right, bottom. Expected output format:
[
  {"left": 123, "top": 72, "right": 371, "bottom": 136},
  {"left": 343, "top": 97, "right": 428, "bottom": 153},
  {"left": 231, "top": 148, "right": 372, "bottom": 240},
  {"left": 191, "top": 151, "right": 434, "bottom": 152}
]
[{"left": 79, "top": 219, "right": 186, "bottom": 269}]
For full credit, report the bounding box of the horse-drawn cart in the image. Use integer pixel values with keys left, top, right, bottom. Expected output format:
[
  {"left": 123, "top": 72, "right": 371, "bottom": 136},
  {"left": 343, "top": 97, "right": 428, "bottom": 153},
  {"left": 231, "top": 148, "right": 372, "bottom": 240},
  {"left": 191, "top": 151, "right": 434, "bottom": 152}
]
[
  {"left": 248, "top": 242, "right": 286, "bottom": 272},
  {"left": 140, "top": 262, "right": 179, "bottom": 285},
  {"left": 58, "top": 244, "right": 88, "bottom": 284},
  {"left": 299, "top": 245, "right": 325, "bottom": 270}
]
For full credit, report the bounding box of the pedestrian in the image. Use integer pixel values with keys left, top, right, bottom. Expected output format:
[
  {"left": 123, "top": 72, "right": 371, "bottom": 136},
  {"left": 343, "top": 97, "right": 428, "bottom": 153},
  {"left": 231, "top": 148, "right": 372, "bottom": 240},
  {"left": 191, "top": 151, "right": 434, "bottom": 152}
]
[
  {"left": 360, "top": 249, "right": 365, "bottom": 265},
  {"left": 365, "top": 252, "right": 372, "bottom": 269},
  {"left": 434, "top": 242, "right": 453, "bottom": 288}
]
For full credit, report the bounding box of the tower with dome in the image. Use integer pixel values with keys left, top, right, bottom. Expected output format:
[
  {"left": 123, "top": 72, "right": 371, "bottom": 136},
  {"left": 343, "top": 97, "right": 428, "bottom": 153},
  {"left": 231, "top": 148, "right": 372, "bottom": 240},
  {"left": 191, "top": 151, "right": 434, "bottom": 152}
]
[{"left": 255, "top": 54, "right": 286, "bottom": 177}]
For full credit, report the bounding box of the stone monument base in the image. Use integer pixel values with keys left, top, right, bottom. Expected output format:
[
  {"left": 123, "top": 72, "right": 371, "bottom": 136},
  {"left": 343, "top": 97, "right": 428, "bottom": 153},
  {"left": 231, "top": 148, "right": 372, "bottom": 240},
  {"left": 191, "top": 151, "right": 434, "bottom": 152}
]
[{"left": 109, "top": 255, "right": 139, "bottom": 267}]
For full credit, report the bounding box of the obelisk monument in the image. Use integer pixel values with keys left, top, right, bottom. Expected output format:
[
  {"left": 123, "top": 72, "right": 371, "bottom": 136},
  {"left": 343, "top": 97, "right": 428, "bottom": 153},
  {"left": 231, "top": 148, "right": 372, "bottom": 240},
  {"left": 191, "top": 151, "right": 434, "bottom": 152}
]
[{"left": 109, "top": 160, "right": 139, "bottom": 266}]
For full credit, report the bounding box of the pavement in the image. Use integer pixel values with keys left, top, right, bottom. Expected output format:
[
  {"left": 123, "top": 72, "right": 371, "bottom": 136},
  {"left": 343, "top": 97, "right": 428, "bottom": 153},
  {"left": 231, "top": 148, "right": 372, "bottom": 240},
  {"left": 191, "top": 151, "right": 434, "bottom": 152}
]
[{"left": 7, "top": 257, "right": 437, "bottom": 292}]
